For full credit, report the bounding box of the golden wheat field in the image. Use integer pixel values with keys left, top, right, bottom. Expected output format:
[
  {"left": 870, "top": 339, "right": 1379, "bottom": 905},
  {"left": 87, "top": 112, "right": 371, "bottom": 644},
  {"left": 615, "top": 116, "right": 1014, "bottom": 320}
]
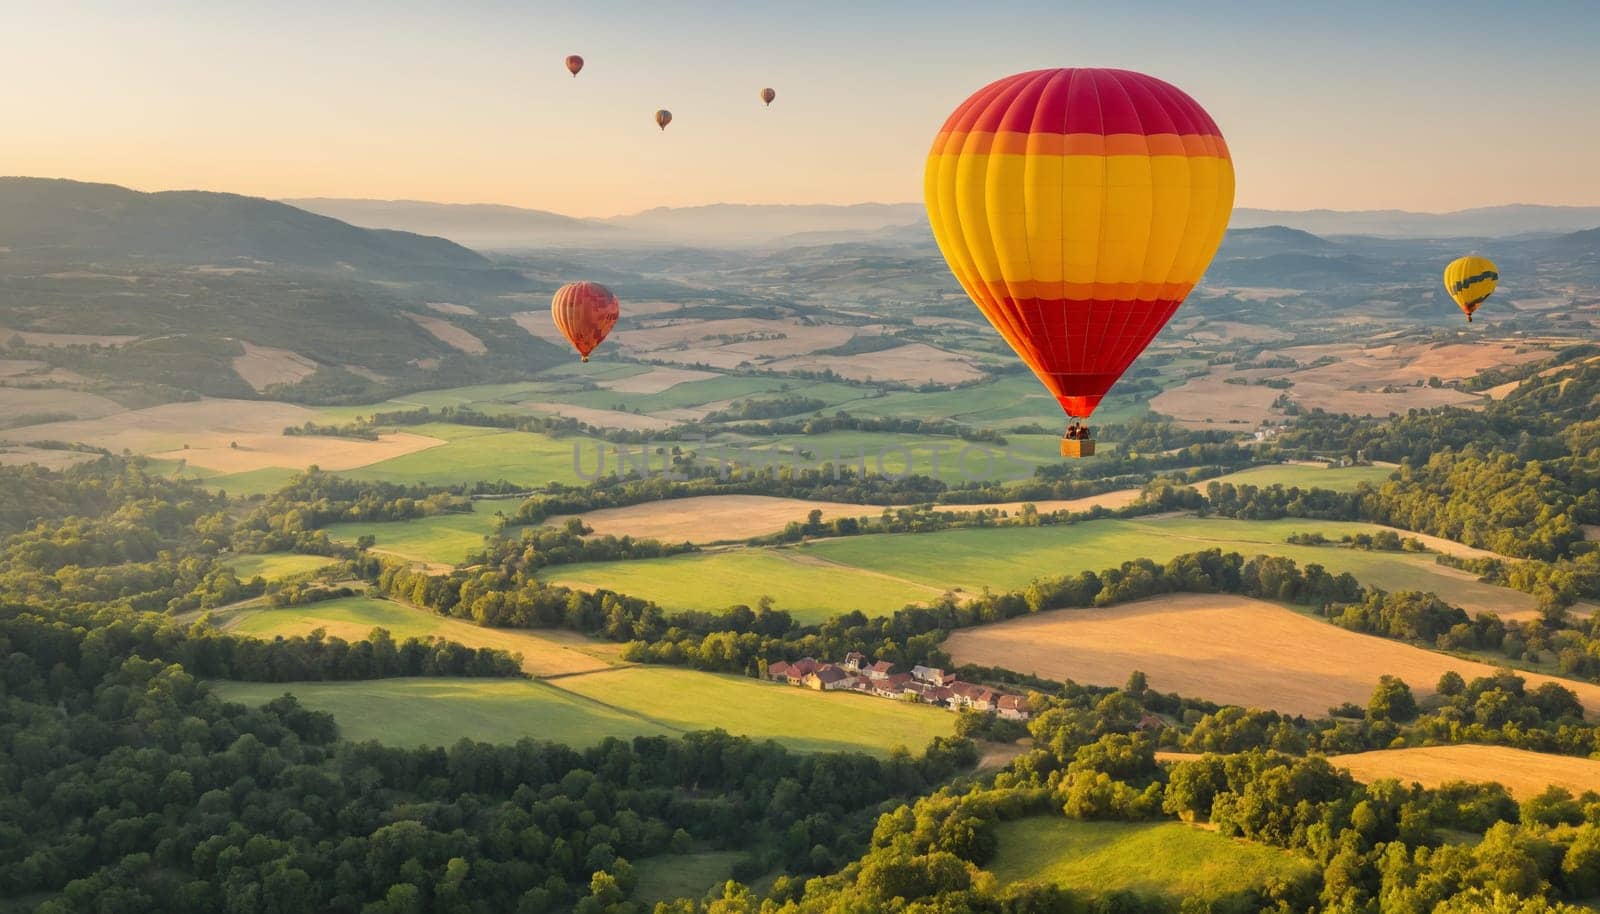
[
  {"left": 943, "top": 593, "right": 1600, "bottom": 718},
  {"left": 1329, "top": 745, "right": 1600, "bottom": 799}
]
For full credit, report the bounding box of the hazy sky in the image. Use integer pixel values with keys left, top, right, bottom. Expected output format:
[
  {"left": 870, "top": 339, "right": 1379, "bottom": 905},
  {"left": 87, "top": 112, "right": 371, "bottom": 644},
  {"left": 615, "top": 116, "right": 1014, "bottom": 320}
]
[{"left": 3, "top": 0, "right": 1598, "bottom": 217}]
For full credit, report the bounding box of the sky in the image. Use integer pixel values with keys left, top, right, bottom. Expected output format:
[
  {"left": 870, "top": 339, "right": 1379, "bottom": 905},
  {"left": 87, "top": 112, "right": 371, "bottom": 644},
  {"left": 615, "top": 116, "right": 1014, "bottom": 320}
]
[{"left": 2, "top": 0, "right": 1598, "bottom": 217}]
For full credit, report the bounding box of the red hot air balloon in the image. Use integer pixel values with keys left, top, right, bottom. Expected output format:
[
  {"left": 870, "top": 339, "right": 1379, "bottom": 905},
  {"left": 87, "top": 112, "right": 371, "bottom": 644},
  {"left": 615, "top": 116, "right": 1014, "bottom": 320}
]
[
  {"left": 761, "top": 87, "right": 776, "bottom": 107},
  {"left": 924, "top": 68, "right": 1235, "bottom": 457},
  {"left": 565, "top": 55, "right": 584, "bottom": 77},
  {"left": 655, "top": 109, "right": 672, "bottom": 131},
  {"left": 551, "top": 282, "right": 620, "bottom": 362}
]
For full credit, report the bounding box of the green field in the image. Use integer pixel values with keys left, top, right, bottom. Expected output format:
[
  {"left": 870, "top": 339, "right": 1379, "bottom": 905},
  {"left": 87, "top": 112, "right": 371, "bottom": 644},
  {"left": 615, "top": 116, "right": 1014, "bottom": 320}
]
[
  {"left": 987, "top": 817, "right": 1314, "bottom": 900},
  {"left": 744, "top": 429, "right": 1067, "bottom": 483},
  {"left": 213, "top": 666, "right": 954, "bottom": 755},
  {"left": 220, "top": 593, "right": 617, "bottom": 677},
  {"left": 552, "top": 515, "right": 1534, "bottom": 619},
  {"left": 545, "top": 548, "right": 944, "bottom": 622},
  {"left": 555, "top": 376, "right": 867, "bottom": 414},
  {"left": 338, "top": 423, "right": 602, "bottom": 488},
  {"left": 321, "top": 500, "right": 509, "bottom": 565},
  {"left": 1203, "top": 463, "right": 1396, "bottom": 492},
  {"left": 550, "top": 667, "right": 954, "bottom": 754},
  {"left": 223, "top": 552, "right": 336, "bottom": 581},
  {"left": 838, "top": 373, "right": 1153, "bottom": 430},
  {"left": 154, "top": 461, "right": 299, "bottom": 497},
  {"left": 631, "top": 851, "right": 745, "bottom": 907},
  {"left": 213, "top": 678, "right": 659, "bottom": 747}
]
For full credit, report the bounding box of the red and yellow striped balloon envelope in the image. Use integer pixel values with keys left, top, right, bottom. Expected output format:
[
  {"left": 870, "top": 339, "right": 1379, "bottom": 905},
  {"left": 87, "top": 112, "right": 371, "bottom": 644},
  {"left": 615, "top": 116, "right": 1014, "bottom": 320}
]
[
  {"left": 924, "top": 68, "right": 1235, "bottom": 421},
  {"left": 551, "top": 281, "right": 620, "bottom": 362}
]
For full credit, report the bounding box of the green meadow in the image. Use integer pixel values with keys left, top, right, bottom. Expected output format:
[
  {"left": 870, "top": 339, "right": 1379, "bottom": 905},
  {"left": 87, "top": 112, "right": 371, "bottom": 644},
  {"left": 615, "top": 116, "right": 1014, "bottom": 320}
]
[
  {"left": 986, "top": 817, "right": 1315, "bottom": 900},
  {"left": 338, "top": 423, "right": 600, "bottom": 488},
  {"left": 741, "top": 429, "right": 1065, "bottom": 483},
  {"left": 321, "top": 499, "right": 511, "bottom": 565},
  {"left": 1203, "top": 462, "right": 1396, "bottom": 492},
  {"left": 219, "top": 593, "right": 616, "bottom": 677},
  {"left": 212, "top": 678, "right": 658, "bottom": 748},
  {"left": 804, "top": 516, "right": 1532, "bottom": 616},
  {"left": 223, "top": 552, "right": 336, "bottom": 581},
  {"left": 544, "top": 548, "right": 944, "bottom": 623},
  {"left": 213, "top": 666, "right": 953, "bottom": 755},
  {"left": 630, "top": 851, "right": 746, "bottom": 908},
  {"left": 552, "top": 516, "right": 1535, "bottom": 619}
]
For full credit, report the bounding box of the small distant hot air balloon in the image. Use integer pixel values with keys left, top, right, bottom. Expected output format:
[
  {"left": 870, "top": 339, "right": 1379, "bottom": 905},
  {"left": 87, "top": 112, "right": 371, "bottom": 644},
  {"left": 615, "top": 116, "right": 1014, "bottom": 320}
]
[
  {"left": 1443, "top": 255, "right": 1498, "bottom": 323},
  {"left": 761, "top": 87, "right": 776, "bottom": 107},
  {"left": 925, "top": 68, "right": 1235, "bottom": 457},
  {"left": 565, "top": 55, "right": 584, "bottom": 77},
  {"left": 655, "top": 109, "right": 672, "bottom": 131},
  {"left": 551, "top": 281, "right": 620, "bottom": 362}
]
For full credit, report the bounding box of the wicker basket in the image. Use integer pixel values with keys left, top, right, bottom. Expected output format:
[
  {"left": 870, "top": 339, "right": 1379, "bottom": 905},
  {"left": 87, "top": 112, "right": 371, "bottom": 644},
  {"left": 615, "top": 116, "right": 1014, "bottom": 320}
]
[{"left": 1059, "top": 437, "right": 1095, "bottom": 458}]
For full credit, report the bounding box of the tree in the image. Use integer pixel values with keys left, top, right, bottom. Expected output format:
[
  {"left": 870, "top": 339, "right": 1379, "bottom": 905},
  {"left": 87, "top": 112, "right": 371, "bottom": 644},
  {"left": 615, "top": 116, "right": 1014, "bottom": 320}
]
[{"left": 1368, "top": 675, "right": 1418, "bottom": 723}]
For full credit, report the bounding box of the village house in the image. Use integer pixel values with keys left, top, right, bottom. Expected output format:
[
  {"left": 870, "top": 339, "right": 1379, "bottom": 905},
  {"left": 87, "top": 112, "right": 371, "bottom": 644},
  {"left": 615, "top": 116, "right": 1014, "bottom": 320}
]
[
  {"left": 947, "top": 681, "right": 999, "bottom": 712},
  {"left": 805, "top": 667, "right": 851, "bottom": 691},
  {"left": 873, "top": 672, "right": 911, "bottom": 698},
  {"left": 996, "top": 694, "right": 1032, "bottom": 720},
  {"left": 762, "top": 652, "right": 1029, "bottom": 719}
]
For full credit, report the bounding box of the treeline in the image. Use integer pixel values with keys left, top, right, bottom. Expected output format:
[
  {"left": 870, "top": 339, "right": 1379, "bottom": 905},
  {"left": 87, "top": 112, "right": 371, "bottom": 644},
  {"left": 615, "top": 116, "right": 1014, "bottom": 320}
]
[
  {"left": 5, "top": 603, "right": 523, "bottom": 683},
  {"left": 722, "top": 410, "right": 1008, "bottom": 444},
  {"left": 466, "top": 518, "right": 697, "bottom": 569},
  {"left": 2, "top": 605, "right": 977, "bottom": 913},
  {"left": 702, "top": 395, "right": 826, "bottom": 422}
]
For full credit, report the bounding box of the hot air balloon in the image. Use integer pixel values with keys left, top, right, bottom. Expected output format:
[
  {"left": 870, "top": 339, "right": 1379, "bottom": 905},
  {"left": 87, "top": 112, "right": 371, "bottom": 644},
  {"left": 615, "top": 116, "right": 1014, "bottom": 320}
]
[
  {"left": 1443, "top": 255, "right": 1498, "bottom": 323},
  {"left": 551, "top": 281, "right": 620, "bottom": 362},
  {"left": 565, "top": 55, "right": 584, "bottom": 77},
  {"left": 924, "top": 68, "right": 1235, "bottom": 457},
  {"left": 761, "top": 87, "right": 776, "bottom": 107},
  {"left": 655, "top": 109, "right": 672, "bottom": 131}
]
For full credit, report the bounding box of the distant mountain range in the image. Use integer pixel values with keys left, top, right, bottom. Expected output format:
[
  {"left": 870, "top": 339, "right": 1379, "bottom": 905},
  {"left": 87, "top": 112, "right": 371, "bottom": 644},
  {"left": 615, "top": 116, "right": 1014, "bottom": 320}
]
[
  {"left": 286, "top": 197, "right": 617, "bottom": 251},
  {"left": 290, "top": 198, "right": 929, "bottom": 249},
  {"left": 285, "top": 196, "right": 1600, "bottom": 250},
  {"left": 1230, "top": 205, "right": 1600, "bottom": 238}
]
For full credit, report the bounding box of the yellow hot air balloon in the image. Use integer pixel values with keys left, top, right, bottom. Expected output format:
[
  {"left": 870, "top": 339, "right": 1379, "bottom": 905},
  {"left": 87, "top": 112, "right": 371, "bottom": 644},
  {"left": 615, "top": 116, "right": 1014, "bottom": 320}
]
[
  {"left": 1443, "top": 255, "right": 1498, "bottom": 322},
  {"left": 925, "top": 68, "right": 1235, "bottom": 456}
]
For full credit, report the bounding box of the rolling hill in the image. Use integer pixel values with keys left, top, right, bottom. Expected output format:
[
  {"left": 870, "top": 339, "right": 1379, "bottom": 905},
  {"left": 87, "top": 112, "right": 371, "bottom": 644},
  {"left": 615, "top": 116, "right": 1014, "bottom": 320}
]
[
  {"left": 0, "top": 178, "right": 495, "bottom": 279},
  {"left": 286, "top": 197, "right": 618, "bottom": 251}
]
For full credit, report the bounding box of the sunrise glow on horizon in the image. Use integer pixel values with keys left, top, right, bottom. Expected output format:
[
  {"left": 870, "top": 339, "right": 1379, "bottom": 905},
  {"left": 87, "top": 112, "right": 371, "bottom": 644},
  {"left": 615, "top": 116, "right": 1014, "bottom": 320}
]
[{"left": 3, "top": 0, "right": 1597, "bottom": 217}]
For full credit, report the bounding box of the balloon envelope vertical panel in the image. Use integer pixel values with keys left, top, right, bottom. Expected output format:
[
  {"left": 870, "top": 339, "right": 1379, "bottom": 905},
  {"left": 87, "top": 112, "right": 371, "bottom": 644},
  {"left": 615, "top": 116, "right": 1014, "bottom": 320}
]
[
  {"left": 924, "top": 68, "right": 1235, "bottom": 418},
  {"left": 552, "top": 281, "right": 620, "bottom": 361}
]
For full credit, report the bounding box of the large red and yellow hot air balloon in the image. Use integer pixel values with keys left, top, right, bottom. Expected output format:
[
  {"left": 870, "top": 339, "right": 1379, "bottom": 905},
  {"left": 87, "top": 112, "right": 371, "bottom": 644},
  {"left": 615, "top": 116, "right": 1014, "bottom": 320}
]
[
  {"left": 924, "top": 68, "right": 1235, "bottom": 457},
  {"left": 1443, "top": 255, "right": 1497, "bottom": 322},
  {"left": 565, "top": 55, "right": 584, "bottom": 77},
  {"left": 551, "top": 281, "right": 619, "bottom": 362}
]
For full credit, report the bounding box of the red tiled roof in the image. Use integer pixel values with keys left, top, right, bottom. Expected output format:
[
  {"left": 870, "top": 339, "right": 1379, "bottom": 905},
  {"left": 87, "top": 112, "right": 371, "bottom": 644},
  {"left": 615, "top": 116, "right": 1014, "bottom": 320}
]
[{"left": 870, "top": 661, "right": 896, "bottom": 673}]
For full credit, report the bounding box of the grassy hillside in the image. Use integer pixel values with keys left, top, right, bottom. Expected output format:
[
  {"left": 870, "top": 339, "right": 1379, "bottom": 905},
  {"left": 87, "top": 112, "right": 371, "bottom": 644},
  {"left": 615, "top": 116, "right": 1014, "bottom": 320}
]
[
  {"left": 986, "top": 817, "right": 1315, "bottom": 901},
  {"left": 545, "top": 548, "right": 944, "bottom": 623},
  {"left": 552, "top": 516, "right": 1535, "bottom": 619},
  {"left": 321, "top": 500, "right": 510, "bottom": 566},
  {"left": 214, "top": 666, "right": 954, "bottom": 755},
  {"left": 220, "top": 594, "right": 615, "bottom": 677}
]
